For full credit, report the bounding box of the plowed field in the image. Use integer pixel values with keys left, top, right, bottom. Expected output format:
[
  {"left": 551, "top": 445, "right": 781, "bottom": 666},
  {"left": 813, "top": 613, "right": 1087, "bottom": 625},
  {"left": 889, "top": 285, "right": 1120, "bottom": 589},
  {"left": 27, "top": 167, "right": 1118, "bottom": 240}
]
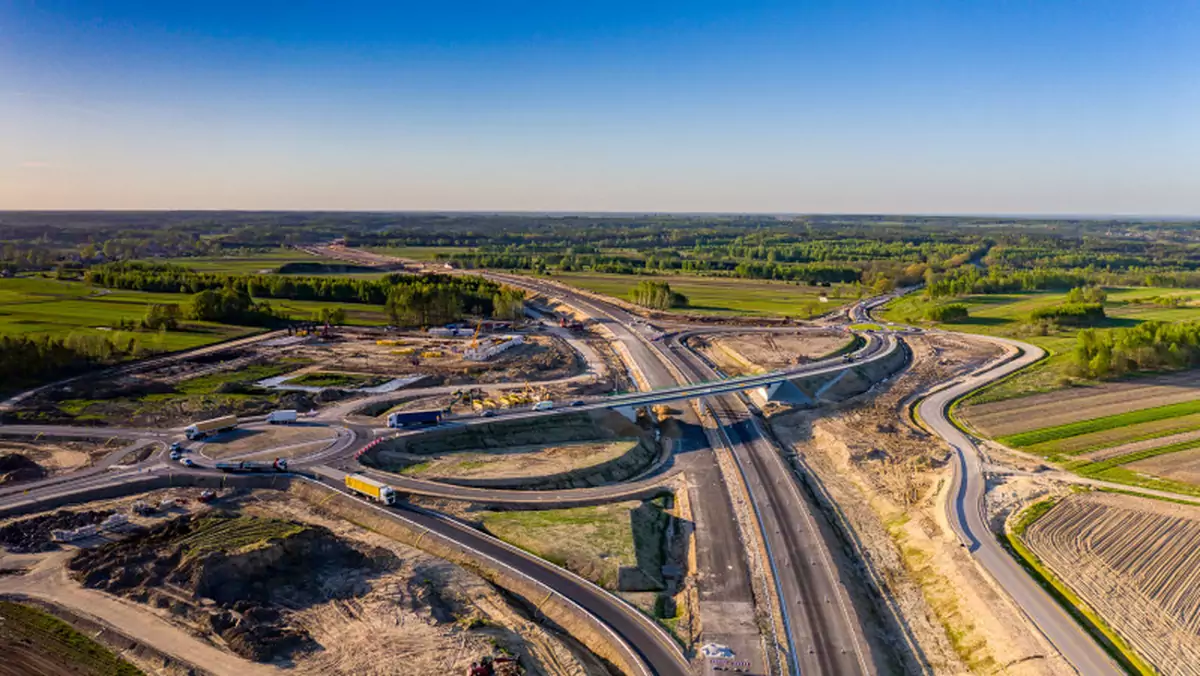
[
  {"left": 962, "top": 370, "right": 1200, "bottom": 439},
  {"left": 1023, "top": 493, "right": 1200, "bottom": 676}
]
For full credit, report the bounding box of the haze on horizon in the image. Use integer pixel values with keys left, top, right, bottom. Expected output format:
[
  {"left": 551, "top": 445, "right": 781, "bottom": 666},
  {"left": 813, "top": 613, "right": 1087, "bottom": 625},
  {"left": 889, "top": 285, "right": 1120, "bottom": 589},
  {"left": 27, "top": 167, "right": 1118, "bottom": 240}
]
[{"left": 2, "top": 1, "right": 1199, "bottom": 216}]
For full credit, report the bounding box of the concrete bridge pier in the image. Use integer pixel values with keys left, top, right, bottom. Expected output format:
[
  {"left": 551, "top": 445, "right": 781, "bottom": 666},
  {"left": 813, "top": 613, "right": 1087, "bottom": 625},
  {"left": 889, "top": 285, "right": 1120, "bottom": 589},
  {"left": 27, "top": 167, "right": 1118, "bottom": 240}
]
[{"left": 613, "top": 405, "right": 641, "bottom": 423}]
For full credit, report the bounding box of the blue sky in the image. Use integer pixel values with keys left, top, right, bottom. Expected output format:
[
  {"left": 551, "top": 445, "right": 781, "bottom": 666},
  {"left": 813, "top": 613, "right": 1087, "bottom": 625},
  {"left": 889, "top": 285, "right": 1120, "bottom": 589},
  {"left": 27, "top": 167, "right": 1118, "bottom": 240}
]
[{"left": 3, "top": 1, "right": 1198, "bottom": 214}]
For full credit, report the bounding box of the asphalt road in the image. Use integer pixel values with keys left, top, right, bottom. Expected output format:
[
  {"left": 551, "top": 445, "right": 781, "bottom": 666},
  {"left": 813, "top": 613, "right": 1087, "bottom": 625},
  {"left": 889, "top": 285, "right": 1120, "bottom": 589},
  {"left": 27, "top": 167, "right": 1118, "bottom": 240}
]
[
  {"left": 668, "top": 336, "right": 876, "bottom": 675},
  {"left": 916, "top": 335, "right": 1123, "bottom": 676}
]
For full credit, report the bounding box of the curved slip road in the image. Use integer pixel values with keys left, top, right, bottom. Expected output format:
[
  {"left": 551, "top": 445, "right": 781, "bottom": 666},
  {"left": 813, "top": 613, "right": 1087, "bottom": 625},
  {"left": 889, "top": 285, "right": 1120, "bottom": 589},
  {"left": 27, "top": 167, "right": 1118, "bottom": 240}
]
[{"left": 916, "top": 334, "right": 1123, "bottom": 676}]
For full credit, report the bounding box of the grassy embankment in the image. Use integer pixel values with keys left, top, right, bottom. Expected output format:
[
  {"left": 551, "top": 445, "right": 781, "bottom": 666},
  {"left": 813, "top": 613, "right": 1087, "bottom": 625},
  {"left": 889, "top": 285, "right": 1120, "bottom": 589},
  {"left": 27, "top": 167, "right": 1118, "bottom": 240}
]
[
  {"left": 882, "top": 287, "right": 1200, "bottom": 402},
  {"left": 364, "top": 246, "right": 474, "bottom": 261},
  {"left": 1003, "top": 500, "right": 1155, "bottom": 675},
  {"left": 523, "top": 271, "right": 849, "bottom": 318},
  {"left": 0, "top": 601, "right": 145, "bottom": 676},
  {"left": 478, "top": 499, "right": 682, "bottom": 636},
  {"left": 288, "top": 372, "right": 389, "bottom": 388}
]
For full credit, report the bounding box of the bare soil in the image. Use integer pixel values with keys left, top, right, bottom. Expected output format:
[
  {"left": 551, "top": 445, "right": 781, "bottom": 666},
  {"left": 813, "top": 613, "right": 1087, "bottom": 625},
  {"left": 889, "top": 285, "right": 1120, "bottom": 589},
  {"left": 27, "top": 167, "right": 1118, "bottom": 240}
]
[
  {"left": 1023, "top": 492, "right": 1200, "bottom": 675},
  {"left": 0, "top": 438, "right": 113, "bottom": 482},
  {"left": 194, "top": 425, "right": 337, "bottom": 460},
  {"left": 689, "top": 330, "right": 849, "bottom": 376},
  {"left": 963, "top": 371, "right": 1200, "bottom": 439},
  {"left": 403, "top": 439, "right": 639, "bottom": 481},
  {"left": 1126, "top": 446, "right": 1200, "bottom": 485},
  {"left": 770, "top": 333, "right": 1072, "bottom": 675},
  {"left": 0, "top": 489, "right": 608, "bottom": 676}
]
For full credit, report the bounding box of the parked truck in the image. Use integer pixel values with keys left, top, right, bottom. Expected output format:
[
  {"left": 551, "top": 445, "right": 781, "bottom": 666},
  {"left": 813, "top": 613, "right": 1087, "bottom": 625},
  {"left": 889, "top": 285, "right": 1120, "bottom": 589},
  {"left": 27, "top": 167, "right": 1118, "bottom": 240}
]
[
  {"left": 214, "top": 458, "right": 288, "bottom": 473},
  {"left": 184, "top": 415, "right": 238, "bottom": 440},
  {"left": 266, "top": 409, "right": 298, "bottom": 424},
  {"left": 344, "top": 473, "right": 397, "bottom": 505},
  {"left": 387, "top": 409, "right": 442, "bottom": 429}
]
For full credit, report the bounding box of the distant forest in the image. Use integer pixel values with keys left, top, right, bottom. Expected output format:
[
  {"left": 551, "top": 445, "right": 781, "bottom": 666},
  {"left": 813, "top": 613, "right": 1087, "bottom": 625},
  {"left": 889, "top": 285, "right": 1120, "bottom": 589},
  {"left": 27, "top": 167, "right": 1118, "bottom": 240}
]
[{"left": 2, "top": 211, "right": 1198, "bottom": 293}]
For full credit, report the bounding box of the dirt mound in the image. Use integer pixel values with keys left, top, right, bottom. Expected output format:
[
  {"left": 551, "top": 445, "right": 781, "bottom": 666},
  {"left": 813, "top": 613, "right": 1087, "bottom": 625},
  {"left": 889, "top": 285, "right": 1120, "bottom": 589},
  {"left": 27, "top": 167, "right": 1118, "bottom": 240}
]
[
  {"left": 0, "top": 453, "right": 47, "bottom": 484},
  {"left": 0, "top": 510, "right": 112, "bottom": 553},
  {"left": 69, "top": 513, "right": 397, "bottom": 663}
]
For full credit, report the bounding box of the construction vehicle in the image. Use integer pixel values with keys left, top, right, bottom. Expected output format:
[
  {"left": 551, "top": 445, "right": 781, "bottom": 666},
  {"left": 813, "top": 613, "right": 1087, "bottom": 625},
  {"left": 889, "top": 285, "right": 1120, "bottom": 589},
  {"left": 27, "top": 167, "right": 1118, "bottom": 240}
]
[
  {"left": 184, "top": 415, "right": 238, "bottom": 440},
  {"left": 387, "top": 410, "right": 442, "bottom": 428},
  {"left": 214, "top": 458, "right": 288, "bottom": 473},
  {"left": 467, "top": 656, "right": 518, "bottom": 676},
  {"left": 266, "top": 409, "right": 298, "bottom": 424},
  {"left": 344, "top": 474, "right": 397, "bottom": 505}
]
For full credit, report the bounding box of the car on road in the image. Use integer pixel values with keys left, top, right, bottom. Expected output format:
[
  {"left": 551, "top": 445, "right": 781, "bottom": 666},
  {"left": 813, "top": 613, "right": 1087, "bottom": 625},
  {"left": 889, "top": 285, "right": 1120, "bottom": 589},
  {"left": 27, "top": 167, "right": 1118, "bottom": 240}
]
[
  {"left": 180, "top": 457, "right": 196, "bottom": 467},
  {"left": 700, "top": 644, "right": 735, "bottom": 659},
  {"left": 569, "top": 400, "right": 585, "bottom": 407},
  {"left": 169, "top": 441, "right": 183, "bottom": 452},
  {"left": 480, "top": 410, "right": 496, "bottom": 418},
  {"left": 169, "top": 450, "right": 182, "bottom": 460}
]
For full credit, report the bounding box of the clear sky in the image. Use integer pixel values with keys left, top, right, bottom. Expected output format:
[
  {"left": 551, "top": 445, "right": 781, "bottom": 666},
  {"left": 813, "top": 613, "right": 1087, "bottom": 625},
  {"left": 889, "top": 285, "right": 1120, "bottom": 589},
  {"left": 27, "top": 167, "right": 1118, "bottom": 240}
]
[{"left": 3, "top": 1, "right": 1198, "bottom": 214}]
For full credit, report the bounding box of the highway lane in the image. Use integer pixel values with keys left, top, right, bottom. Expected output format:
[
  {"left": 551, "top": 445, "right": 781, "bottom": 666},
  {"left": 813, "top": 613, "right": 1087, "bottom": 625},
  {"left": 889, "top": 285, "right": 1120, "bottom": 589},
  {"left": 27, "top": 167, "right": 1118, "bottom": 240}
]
[
  {"left": 916, "top": 335, "right": 1123, "bottom": 676},
  {"left": 667, "top": 337, "right": 876, "bottom": 676}
]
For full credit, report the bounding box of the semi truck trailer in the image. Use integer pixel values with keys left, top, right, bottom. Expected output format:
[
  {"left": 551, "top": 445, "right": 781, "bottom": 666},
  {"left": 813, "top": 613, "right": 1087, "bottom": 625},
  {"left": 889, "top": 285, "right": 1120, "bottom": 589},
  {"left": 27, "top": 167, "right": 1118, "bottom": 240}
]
[
  {"left": 184, "top": 415, "right": 238, "bottom": 440},
  {"left": 267, "top": 409, "right": 298, "bottom": 424},
  {"left": 387, "top": 409, "right": 442, "bottom": 428},
  {"left": 214, "top": 458, "right": 288, "bottom": 473},
  {"left": 344, "top": 474, "right": 397, "bottom": 504}
]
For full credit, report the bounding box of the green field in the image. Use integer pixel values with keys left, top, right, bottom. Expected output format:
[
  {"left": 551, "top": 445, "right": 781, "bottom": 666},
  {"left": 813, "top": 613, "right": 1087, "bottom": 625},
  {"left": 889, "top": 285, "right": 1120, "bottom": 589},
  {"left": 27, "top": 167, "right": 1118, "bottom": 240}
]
[
  {"left": 525, "top": 271, "right": 848, "bottom": 317},
  {"left": 0, "top": 276, "right": 257, "bottom": 350},
  {"left": 0, "top": 276, "right": 390, "bottom": 347},
  {"left": 288, "top": 371, "right": 387, "bottom": 388},
  {"left": 141, "top": 250, "right": 341, "bottom": 274},
  {"left": 0, "top": 601, "right": 144, "bottom": 676},
  {"left": 999, "top": 400, "right": 1200, "bottom": 448},
  {"left": 1025, "top": 412, "right": 1200, "bottom": 457},
  {"left": 480, "top": 500, "right": 668, "bottom": 591},
  {"left": 364, "top": 245, "right": 473, "bottom": 261},
  {"left": 884, "top": 287, "right": 1200, "bottom": 401}
]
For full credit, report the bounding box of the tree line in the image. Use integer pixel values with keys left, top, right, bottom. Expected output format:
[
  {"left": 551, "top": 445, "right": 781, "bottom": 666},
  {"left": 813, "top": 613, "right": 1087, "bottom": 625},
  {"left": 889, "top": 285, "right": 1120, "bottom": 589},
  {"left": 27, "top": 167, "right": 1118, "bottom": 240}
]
[
  {"left": 629, "top": 281, "right": 689, "bottom": 310},
  {"left": 1074, "top": 321, "right": 1200, "bottom": 379}
]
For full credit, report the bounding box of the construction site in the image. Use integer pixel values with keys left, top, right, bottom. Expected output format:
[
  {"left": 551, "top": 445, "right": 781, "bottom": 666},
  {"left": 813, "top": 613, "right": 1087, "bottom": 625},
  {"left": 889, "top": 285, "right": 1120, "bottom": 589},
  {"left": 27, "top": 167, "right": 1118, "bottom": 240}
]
[{"left": 3, "top": 318, "right": 612, "bottom": 429}]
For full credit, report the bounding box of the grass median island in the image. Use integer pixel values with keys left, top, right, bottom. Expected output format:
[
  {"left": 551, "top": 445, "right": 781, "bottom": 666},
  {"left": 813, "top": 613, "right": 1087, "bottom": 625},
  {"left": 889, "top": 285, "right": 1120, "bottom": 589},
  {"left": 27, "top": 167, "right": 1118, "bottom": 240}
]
[
  {"left": 400, "top": 439, "right": 640, "bottom": 482},
  {"left": 479, "top": 500, "right": 669, "bottom": 592},
  {"left": 287, "top": 371, "right": 389, "bottom": 389},
  {"left": 0, "top": 601, "right": 145, "bottom": 676}
]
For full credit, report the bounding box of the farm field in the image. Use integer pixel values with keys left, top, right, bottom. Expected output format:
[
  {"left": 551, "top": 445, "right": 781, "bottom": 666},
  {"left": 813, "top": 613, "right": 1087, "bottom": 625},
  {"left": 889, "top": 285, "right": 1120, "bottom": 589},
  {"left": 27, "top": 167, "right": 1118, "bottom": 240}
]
[
  {"left": 524, "top": 271, "right": 848, "bottom": 317},
  {"left": 0, "top": 276, "right": 391, "bottom": 347},
  {"left": 962, "top": 370, "right": 1200, "bottom": 440},
  {"left": 1022, "top": 492, "right": 1200, "bottom": 675},
  {"left": 0, "top": 276, "right": 256, "bottom": 350},
  {"left": 137, "top": 250, "right": 340, "bottom": 274},
  {"left": 884, "top": 287, "right": 1200, "bottom": 401}
]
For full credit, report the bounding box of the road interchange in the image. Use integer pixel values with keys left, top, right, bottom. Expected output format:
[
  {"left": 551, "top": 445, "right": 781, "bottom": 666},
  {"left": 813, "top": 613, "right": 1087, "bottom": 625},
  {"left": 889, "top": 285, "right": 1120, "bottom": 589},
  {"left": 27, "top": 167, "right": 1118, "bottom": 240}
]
[{"left": 0, "top": 273, "right": 1128, "bottom": 676}]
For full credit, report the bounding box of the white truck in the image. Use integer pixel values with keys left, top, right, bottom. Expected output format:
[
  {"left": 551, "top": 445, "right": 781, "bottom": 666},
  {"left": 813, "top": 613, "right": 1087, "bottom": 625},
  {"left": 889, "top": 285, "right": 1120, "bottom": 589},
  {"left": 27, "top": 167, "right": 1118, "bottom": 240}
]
[
  {"left": 532, "top": 400, "right": 554, "bottom": 411},
  {"left": 266, "top": 409, "right": 298, "bottom": 424},
  {"left": 345, "top": 474, "right": 397, "bottom": 505},
  {"left": 184, "top": 415, "right": 237, "bottom": 440}
]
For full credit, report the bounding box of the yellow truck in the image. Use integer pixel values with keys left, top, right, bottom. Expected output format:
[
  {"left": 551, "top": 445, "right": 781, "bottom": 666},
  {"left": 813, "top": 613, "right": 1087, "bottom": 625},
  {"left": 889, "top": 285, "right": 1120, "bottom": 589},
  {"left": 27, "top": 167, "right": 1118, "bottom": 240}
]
[
  {"left": 345, "top": 474, "right": 397, "bottom": 505},
  {"left": 184, "top": 415, "right": 238, "bottom": 440}
]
